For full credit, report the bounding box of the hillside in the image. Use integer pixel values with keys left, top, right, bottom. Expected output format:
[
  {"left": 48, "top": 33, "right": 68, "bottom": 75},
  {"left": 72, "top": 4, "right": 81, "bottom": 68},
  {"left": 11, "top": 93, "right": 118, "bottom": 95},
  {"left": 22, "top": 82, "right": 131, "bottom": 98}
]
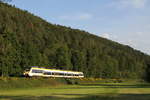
[{"left": 0, "top": 2, "right": 150, "bottom": 80}]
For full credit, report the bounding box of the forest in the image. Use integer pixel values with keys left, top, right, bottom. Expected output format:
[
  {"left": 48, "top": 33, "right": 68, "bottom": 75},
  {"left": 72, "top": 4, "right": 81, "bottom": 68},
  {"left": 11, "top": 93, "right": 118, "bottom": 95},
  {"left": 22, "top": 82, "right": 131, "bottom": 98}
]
[{"left": 0, "top": 2, "right": 150, "bottom": 81}]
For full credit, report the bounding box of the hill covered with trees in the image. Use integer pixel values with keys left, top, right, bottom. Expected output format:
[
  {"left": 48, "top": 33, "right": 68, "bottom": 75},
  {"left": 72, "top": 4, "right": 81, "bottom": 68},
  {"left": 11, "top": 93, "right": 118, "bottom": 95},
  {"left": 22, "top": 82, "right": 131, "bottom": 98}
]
[{"left": 0, "top": 2, "right": 150, "bottom": 80}]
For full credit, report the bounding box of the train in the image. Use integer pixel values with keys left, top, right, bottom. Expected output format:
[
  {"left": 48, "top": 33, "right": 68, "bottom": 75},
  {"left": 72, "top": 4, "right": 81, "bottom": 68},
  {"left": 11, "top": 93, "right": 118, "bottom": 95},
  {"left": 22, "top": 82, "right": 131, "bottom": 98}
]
[{"left": 23, "top": 67, "right": 84, "bottom": 78}]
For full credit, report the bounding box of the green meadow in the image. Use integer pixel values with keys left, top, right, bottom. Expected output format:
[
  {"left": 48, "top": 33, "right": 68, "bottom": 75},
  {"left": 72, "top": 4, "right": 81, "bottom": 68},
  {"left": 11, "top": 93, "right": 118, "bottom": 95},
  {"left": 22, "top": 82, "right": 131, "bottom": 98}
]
[{"left": 0, "top": 78, "right": 150, "bottom": 100}]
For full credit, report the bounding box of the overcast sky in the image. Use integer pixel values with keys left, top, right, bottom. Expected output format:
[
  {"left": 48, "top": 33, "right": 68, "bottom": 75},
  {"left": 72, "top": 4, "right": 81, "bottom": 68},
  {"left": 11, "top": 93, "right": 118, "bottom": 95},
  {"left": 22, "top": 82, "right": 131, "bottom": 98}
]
[{"left": 9, "top": 0, "right": 150, "bottom": 55}]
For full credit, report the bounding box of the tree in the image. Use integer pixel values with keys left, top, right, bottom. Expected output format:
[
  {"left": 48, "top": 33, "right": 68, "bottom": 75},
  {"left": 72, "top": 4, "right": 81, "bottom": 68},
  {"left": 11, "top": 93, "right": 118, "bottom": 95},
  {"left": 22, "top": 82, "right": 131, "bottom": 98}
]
[
  {"left": 55, "top": 45, "right": 72, "bottom": 70},
  {"left": 0, "top": 36, "right": 14, "bottom": 77}
]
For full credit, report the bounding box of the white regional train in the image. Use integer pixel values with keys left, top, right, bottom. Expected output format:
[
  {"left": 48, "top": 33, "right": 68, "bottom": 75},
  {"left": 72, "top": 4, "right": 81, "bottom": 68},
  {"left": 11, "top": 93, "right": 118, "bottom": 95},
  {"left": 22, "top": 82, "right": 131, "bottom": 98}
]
[{"left": 23, "top": 67, "right": 84, "bottom": 78}]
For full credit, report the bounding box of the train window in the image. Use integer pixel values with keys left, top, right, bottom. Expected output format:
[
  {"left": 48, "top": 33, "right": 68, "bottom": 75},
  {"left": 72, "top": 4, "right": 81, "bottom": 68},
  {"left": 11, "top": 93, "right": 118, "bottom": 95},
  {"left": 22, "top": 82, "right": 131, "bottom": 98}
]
[
  {"left": 54, "top": 73, "right": 59, "bottom": 75},
  {"left": 44, "top": 72, "right": 51, "bottom": 75},
  {"left": 32, "top": 69, "right": 43, "bottom": 73},
  {"left": 80, "top": 74, "right": 83, "bottom": 76},
  {"left": 59, "top": 73, "right": 64, "bottom": 75},
  {"left": 52, "top": 72, "right": 64, "bottom": 75},
  {"left": 75, "top": 74, "right": 79, "bottom": 76},
  {"left": 67, "top": 74, "right": 73, "bottom": 76}
]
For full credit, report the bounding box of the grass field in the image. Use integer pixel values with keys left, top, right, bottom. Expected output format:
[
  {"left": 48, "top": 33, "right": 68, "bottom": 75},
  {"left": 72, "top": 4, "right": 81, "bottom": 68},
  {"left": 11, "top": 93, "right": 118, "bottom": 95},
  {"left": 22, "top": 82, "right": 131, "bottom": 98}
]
[{"left": 1, "top": 82, "right": 150, "bottom": 100}]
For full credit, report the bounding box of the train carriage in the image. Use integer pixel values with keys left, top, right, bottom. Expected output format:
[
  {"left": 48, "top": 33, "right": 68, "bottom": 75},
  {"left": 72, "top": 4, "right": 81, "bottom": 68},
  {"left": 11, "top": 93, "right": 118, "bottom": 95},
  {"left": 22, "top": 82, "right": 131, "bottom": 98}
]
[{"left": 23, "top": 67, "right": 84, "bottom": 78}]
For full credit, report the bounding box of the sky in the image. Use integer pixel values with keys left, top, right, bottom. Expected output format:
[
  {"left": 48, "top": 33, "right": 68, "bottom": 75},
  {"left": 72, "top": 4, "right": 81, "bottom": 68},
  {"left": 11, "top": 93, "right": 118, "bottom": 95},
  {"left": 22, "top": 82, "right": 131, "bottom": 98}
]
[{"left": 8, "top": 0, "right": 150, "bottom": 55}]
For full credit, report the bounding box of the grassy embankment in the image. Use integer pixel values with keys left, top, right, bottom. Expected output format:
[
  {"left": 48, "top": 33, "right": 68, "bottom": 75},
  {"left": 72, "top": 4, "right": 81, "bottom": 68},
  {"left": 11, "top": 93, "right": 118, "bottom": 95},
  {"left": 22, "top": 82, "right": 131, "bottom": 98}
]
[
  {"left": 0, "top": 77, "right": 126, "bottom": 90},
  {"left": 0, "top": 78, "right": 150, "bottom": 100},
  {"left": 0, "top": 77, "right": 69, "bottom": 90}
]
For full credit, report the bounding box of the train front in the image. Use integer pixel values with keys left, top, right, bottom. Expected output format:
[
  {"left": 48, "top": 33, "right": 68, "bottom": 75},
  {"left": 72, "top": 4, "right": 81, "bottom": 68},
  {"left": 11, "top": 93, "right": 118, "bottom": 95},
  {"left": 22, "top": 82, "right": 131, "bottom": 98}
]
[{"left": 23, "top": 69, "right": 30, "bottom": 77}]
